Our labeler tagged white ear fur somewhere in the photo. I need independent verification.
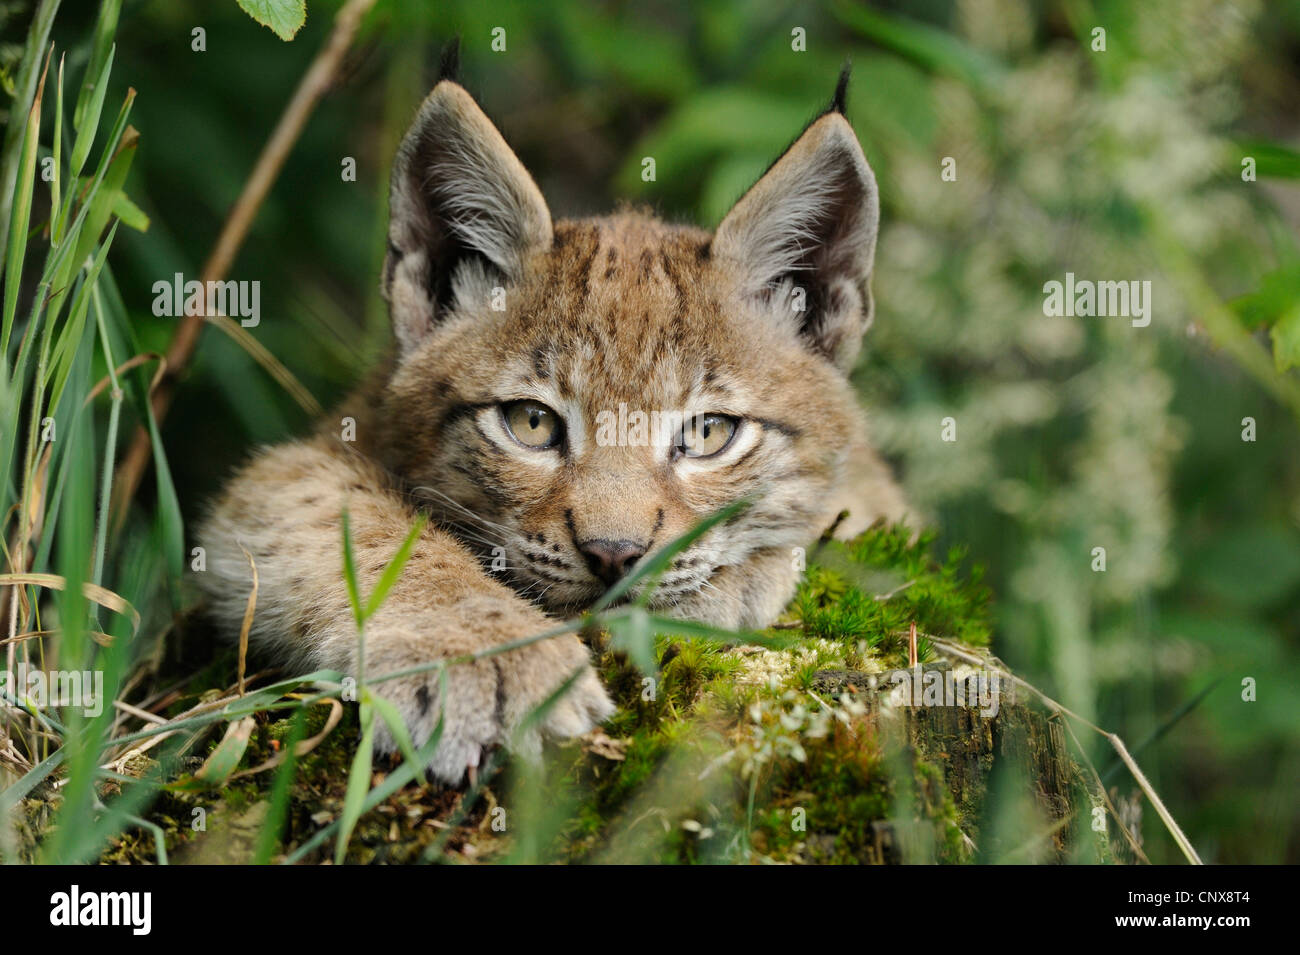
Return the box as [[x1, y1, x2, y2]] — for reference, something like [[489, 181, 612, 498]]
[[712, 112, 879, 371], [383, 81, 552, 353]]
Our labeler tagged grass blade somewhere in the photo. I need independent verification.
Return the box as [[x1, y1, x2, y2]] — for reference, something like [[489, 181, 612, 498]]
[[1, 47, 50, 361], [591, 498, 749, 613], [340, 508, 362, 626], [252, 705, 310, 864], [282, 671, 447, 864], [369, 690, 421, 768], [0, 0, 60, 265], [362, 514, 427, 619], [69, 44, 114, 179], [334, 701, 375, 864], [168, 717, 257, 791], [74, 0, 121, 131]]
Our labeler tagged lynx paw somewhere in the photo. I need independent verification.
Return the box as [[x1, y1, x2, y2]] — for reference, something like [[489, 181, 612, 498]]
[[372, 633, 614, 785]]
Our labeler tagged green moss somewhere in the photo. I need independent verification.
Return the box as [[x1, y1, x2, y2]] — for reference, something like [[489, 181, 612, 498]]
[[789, 526, 991, 667]]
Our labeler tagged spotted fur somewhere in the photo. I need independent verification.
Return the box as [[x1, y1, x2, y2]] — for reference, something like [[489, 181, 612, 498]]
[[198, 75, 908, 784]]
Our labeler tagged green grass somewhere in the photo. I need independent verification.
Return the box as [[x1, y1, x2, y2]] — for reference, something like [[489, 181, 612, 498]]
[[0, 0, 170, 866]]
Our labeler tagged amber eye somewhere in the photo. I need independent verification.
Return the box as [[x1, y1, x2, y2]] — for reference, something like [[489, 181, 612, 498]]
[[676, 414, 738, 458], [501, 400, 563, 449]]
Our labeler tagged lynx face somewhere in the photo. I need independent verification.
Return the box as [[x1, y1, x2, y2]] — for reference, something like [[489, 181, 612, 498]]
[[366, 75, 889, 626]]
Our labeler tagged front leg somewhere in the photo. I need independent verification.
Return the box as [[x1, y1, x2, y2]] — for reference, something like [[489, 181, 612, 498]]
[[354, 596, 613, 780], [197, 438, 613, 783]]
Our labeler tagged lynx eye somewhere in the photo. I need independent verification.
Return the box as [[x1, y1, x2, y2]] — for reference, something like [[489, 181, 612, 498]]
[[501, 400, 563, 449], [676, 414, 738, 459]]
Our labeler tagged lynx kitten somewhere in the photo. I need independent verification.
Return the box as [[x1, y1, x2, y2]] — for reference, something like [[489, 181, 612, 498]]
[[198, 61, 907, 784]]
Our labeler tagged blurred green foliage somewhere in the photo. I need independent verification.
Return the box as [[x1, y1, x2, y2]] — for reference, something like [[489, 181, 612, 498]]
[[10, 0, 1300, 862]]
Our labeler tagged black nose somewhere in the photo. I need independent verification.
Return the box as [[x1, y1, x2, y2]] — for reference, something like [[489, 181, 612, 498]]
[[579, 539, 647, 586]]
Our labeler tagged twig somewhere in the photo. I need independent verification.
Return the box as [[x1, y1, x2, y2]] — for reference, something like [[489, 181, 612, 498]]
[[109, 0, 377, 528], [100, 679, 271, 771], [0, 627, 114, 647], [1105, 731, 1201, 865], [112, 699, 167, 726], [1057, 713, 1152, 864]]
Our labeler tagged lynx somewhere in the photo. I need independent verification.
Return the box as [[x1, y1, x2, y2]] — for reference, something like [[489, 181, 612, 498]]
[[197, 58, 907, 784]]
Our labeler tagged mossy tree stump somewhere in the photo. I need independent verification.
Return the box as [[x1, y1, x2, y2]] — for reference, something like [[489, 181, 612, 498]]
[[814, 661, 1110, 863]]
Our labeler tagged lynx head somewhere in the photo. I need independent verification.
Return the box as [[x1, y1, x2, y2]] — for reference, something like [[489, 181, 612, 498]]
[[373, 66, 884, 627]]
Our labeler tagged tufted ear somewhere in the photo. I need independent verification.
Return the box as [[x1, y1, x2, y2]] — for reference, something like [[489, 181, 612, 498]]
[[711, 86, 880, 372], [382, 75, 552, 354]]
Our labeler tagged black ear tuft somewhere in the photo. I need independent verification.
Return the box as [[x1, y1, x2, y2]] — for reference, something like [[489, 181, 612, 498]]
[[829, 61, 851, 115], [438, 36, 462, 83]]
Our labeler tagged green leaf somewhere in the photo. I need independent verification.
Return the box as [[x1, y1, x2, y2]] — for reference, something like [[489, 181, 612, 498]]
[[369, 690, 421, 768], [592, 498, 749, 612], [47, 222, 117, 415], [50, 55, 62, 240], [253, 705, 310, 864], [418, 668, 591, 863], [363, 514, 427, 619], [1272, 303, 1300, 373], [645, 614, 789, 650], [168, 716, 256, 791], [0, 0, 59, 267], [144, 382, 187, 597], [35, 86, 134, 339], [95, 267, 185, 599], [0, 748, 65, 825], [1236, 140, 1300, 180], [606, 608, 790, 678], [110, 190, 149, 232], [551, 2, 698, 99], [606, 606, 657, 676], [283, 671, 446, 865], [69, 43, 113, 179], [334, 700, 375, 865], [71, 123, 137, 272], [2, 49, 47, 359], [341, 508, 362, 627], [74, 0, 121, 131], [237, 0, 307, 42], [698, 152, 770, 227], [1229, 262, 1300, 331], [615, 89, 812, 197]]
